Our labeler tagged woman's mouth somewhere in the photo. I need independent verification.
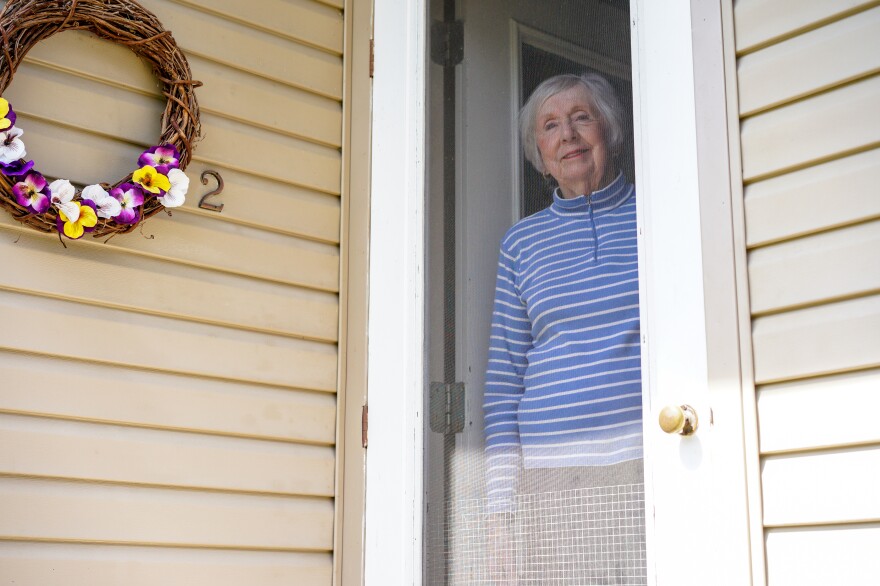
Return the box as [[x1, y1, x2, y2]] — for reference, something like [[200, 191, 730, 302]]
[[562, 148, 589, 160]]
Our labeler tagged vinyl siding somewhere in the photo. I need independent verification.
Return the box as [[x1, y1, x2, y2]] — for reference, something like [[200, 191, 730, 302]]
[[0, 0, 345, 583], [734, 1, 880, 583]]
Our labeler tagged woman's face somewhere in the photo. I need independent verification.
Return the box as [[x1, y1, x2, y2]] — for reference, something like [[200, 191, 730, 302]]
[[535, 85, 612, 198]]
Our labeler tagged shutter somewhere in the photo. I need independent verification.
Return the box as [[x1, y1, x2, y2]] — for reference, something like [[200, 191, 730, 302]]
[[0, 0, 351, 583], [733, 1, 880, 583]]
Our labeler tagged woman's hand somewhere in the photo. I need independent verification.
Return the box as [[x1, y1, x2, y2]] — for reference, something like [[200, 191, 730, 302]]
[[484, 511, 517, 585]]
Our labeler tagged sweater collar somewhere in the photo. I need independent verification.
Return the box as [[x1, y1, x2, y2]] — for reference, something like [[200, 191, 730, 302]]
[[550, 172, 632, 216]]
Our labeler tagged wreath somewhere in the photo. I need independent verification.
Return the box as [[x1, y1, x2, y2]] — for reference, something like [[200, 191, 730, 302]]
[[0, 0, 201, 241]]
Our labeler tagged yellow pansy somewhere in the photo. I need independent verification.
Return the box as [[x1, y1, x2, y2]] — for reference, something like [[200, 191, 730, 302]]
[[59, 202, 98, 239], [132, 165, 171, 194], [0, 98, 12, 130]]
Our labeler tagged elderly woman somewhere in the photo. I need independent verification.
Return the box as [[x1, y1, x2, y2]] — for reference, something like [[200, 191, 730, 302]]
[[483, 72, 644, 585]]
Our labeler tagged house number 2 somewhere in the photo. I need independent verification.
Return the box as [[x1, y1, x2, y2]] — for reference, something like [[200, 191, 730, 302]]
[[198, 170, 225, 212]]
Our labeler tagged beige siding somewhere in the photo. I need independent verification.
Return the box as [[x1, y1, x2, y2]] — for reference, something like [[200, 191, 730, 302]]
[[0, 353, 336, 444], [758, 370, 880, 453], [748, 221, 880, 314], [736, 6, 880, 116], [0, 0, 346, 583], [744, 149, 880, 248], [734, 1, 880, 581], [762, 447, 880, 526], [1, 478, 333, 549], [765, 525, 880, 584], [734, 0, 878, 54], [751, 296, 880, 383], [740, 76, 880, 182], [0, 543, 331, 586]]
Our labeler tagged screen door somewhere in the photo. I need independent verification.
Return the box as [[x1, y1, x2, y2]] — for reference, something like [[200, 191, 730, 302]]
[[424, 1, 645, 583]]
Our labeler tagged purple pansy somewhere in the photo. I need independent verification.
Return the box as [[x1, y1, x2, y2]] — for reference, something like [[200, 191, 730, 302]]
[[110, 182, 145, 225], [12, 171, 51, 214], [138, 144, 180, 175], [0, 159, 34, 176]]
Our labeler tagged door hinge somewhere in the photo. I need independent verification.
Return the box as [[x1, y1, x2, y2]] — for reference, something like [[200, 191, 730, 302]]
[[369, 38, 374, 78], [361, 404, 368, 448], [429, 382, 465, 435], [430, 20, 463, 67]]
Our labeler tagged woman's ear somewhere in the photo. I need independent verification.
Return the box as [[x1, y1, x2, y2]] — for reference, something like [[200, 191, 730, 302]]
[[536, 155, 548, 176]]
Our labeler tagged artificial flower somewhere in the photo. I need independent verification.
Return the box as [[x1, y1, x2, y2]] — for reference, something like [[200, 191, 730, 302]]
[[12, 171, 50, 214], [0, 126, 25, 164], [81, 184, 122, 219], [109, 182, 144, 224], [132, 165, 170, 194], [160, 168, 189, 208], [0, 98, 17, 130], [49, 179, 79, 223], [138, 144, 180, 175], [0, 158, 34, 177], [57, 200, 98, 239]]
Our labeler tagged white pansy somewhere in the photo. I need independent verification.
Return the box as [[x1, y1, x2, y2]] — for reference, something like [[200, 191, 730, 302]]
[[49, 179, 79, 222], [82, 184, 122, 219], [160, 168, 189, 208], [0, 126, 25, 164]]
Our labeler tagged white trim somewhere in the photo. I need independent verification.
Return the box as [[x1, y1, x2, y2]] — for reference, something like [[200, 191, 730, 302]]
[[720, 0, 766, 582], [364, 0, 427, 584], [690, 0, 759, 582], [631, 0, 754, 583]]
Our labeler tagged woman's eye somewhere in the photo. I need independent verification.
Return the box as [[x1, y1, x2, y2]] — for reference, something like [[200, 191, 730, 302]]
[[543, 121, 558, 131], [575, 113, 593, 122]]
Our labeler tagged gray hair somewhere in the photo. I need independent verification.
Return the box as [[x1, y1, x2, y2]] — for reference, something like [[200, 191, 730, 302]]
[[520, 72, 625, 174]]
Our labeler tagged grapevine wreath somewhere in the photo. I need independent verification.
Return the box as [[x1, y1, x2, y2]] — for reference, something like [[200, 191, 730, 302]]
[[0, 0, 201, 241]]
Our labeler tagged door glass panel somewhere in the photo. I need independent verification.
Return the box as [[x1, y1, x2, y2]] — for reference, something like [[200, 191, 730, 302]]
[[425, 1, 645, 584]]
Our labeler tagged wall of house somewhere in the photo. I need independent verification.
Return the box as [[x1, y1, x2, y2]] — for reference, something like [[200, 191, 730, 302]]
[[0, 0, 352, 584], [733, 0, 880, 582]]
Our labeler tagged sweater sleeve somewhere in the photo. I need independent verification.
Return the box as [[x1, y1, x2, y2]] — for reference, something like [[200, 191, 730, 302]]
[[483, 243, 532, 512]]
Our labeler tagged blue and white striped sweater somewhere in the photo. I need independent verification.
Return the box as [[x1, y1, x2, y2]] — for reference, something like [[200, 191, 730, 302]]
[[483, 173, 642, 511]]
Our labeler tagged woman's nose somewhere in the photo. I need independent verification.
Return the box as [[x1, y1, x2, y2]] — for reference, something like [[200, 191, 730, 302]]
[[560, 119, 577, 141]]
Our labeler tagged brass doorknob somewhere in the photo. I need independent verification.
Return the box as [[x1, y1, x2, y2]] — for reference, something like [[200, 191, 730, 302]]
[[659, 404, 699, 436]]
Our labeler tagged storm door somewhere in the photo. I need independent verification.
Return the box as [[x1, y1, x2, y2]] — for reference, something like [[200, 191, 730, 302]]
[[424, 1, 646, 583], [365, 0, 758, 583]]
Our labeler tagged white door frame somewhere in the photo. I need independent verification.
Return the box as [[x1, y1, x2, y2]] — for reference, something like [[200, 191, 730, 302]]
[[364, 0, 759, 584], [362, 1, 427, 585]]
